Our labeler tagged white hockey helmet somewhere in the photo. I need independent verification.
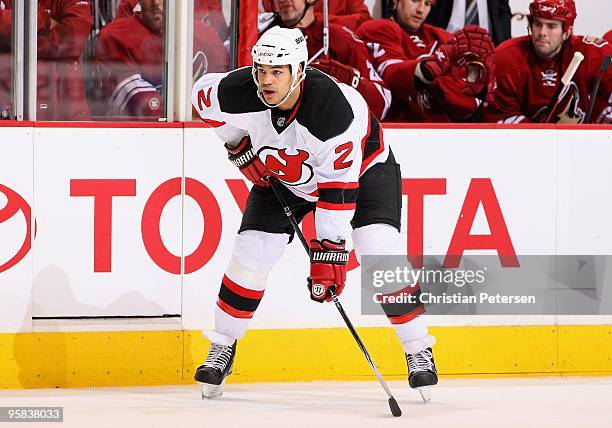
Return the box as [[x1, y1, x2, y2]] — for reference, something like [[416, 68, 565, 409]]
[[251, 26, 309, 108]]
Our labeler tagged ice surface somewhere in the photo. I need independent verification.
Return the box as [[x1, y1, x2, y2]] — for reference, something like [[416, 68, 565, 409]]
[[1, 377, 611, 427]]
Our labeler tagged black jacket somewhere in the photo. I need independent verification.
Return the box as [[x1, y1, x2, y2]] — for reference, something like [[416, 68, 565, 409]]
[[424, 0, 512, 45]]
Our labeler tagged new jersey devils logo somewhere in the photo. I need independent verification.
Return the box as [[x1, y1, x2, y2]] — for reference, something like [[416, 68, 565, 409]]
[[258, 147, 314, 186], [0, 184, 33, 273]]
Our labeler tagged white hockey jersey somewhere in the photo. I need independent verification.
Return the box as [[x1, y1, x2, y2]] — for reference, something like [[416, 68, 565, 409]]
[[192, 67, 389, 242]]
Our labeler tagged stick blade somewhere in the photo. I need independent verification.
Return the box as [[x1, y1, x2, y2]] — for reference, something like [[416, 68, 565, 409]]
[[388, 397, 402, 417]]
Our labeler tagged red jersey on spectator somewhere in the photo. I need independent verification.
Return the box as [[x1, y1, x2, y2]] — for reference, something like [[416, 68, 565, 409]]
[[487, 35, 612, 124], [37, 0, 92, 120], [357, 19, 476, 122], [0, 0, 11, 118], [298, 16, 391, 120], [261, 0, 370, 31], [0, 0, 91, 120], [94, 13, 227, 119], [115, 0, 228, 40]]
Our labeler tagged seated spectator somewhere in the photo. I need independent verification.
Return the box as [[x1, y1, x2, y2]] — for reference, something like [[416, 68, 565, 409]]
[[424, 0, 511, 46], [486, 0, 611, 124], [0, 0, 12, 118], [115, 0, 229, 40], [260, 0, 371, 31], [358, 0, 495, 122], [0, 0, 92, 120], [38, 0, 92, 120], [262, 0, 391, 120], [94, 0, 227, 119]]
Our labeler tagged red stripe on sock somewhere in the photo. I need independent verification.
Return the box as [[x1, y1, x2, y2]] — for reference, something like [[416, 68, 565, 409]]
[[216, 299, 255, 319], [388, 305, 425, 325], [223, 275, 265, 299]]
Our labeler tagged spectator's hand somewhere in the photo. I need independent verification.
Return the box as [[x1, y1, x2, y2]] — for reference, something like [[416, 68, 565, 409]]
[[50, 18, 59, 30], [312, 58, 361, 89]]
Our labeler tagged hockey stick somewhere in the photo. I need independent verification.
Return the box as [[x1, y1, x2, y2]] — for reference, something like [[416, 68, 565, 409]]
[[584, 55, 611, 123], [306, 0, 329, 65], [544, 51, 584, 123], [269, 178, 402, 418]]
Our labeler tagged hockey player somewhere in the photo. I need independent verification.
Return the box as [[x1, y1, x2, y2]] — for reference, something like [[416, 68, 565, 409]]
[[262, 0, 391, 121], [94, 0, 227, 118], [0, 0, 11, 118], [191, 26, 437, 401], [260, 0, 371, 31], [0, 0, 91, 120], [115, 0, 229, 41], [357, 0, 496, 122], [486, 0, 611, 124]]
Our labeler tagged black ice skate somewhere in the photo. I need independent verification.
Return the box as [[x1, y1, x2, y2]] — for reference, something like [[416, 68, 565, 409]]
[[194, 341, 237, 399], [406, 347, 438, 403]]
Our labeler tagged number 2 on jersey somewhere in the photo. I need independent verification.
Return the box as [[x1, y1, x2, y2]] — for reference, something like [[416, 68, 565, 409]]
[[334, 142, 353, 170]]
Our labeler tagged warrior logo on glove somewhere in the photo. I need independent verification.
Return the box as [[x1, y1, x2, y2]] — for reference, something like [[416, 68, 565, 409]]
[[311, 284, 326, 299], [308, 239, 348, 303]]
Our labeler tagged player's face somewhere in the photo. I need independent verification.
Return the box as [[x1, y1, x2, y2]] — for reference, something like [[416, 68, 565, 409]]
[[140, 0, 164, 33], [530, 17, 571, 60], [396, 0, 434, 33], [273, 0, 307, 27], [256, 64, 295, 105]]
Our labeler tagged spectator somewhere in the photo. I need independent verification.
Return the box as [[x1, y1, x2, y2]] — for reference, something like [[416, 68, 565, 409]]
[[424, 0, 511, 45], [262, 0, 391, 120], [0, 0, 92, 120], [486, 0, 611, 124], [115, 0, 229, 40], [260, 0, 371, 31], [94, 0, 227, 119], [358, 0, 496, 122], [604, 30, 611, 43], [37, 0, 92, 120], [0, 0, 12, 118]]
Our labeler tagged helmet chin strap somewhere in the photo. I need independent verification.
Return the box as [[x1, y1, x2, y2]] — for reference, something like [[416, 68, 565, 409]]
[[254, 66, 305, 109]]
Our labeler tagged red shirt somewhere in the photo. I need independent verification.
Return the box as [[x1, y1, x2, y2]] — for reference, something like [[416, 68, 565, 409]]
[[261, 0, 371, 31], [357, 19, 462, 122], [299, 16, 390, 120], [94, 13, 227, 119], [115, 0, 228, 40], [0, 0, 92, 120], [487, 35, 612, 124]]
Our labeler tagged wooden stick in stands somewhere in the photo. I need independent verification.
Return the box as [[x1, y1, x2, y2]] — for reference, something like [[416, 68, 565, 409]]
[[306, 0, 329, 65], [545, 51, 585, 123], [585, 55, 611, 123]]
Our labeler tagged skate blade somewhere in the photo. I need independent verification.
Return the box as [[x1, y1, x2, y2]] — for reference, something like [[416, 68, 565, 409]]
[[199, 381, 225, 399], [417, 386, 431, 403]]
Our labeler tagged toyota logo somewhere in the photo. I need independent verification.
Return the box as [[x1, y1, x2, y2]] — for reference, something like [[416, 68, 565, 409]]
[[0, 184, 33, 272]]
